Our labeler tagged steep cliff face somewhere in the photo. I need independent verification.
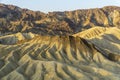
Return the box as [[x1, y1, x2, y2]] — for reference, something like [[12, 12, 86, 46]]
[[0, 4, 119, 35]]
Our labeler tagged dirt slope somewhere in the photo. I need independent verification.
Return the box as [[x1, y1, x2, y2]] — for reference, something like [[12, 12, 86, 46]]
[[0, 32, 120, 80]]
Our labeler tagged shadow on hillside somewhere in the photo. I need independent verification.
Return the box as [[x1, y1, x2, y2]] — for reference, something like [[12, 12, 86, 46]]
[[102, 34, 120, 44], [89, 34, 120, 55]]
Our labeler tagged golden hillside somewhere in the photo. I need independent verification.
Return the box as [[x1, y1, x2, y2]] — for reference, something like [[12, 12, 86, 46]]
[[0, 4, 120, 80], [0, 29, 120, 79], [73, 27, 120, 56]]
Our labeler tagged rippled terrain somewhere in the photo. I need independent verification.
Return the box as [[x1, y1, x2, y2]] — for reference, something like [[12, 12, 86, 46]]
[[0, 4, 120, 80]]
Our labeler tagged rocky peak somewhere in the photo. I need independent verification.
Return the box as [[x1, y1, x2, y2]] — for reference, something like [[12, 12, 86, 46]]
[[0, 4, 119, 35]]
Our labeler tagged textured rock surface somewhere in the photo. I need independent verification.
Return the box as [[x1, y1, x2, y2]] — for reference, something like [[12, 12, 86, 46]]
[[0, 4, 119, 35], [74, 27, 120, 60], [0, 27, 120, 80], [0, 4, 120, 80]]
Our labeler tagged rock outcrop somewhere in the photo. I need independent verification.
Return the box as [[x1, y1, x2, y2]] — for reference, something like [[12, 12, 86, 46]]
[[0, 4, 119, 35]]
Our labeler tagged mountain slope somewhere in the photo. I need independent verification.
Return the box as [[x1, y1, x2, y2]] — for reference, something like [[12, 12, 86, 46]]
[[0, 4, 119, 35], [0, 33, 120, 80], [73, 27, 120, 61], [0, 4, 120, 80]]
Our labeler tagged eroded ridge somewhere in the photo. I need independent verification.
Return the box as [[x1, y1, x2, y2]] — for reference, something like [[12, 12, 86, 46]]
[[0, 33, 120, 80]]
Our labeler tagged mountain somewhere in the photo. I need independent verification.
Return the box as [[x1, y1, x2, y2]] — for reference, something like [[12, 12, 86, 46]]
[[0, 27, 120, 80], [0, 4, 120, 80], [73, 27, 120, 60], [0, 4, 119, 35]]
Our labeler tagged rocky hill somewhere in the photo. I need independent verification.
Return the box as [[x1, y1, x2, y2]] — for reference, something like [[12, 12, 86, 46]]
[[0, 4, 120, 80], [0, 27, 120, 80], [0, 4, 119, 35]]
